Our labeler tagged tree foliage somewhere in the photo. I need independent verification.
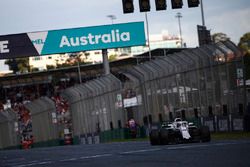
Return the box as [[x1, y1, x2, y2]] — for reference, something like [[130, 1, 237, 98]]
[[238, 32, 250, 54], [212, 32, 230, 43], [238, 32, 250, 80], [108, 54, 118, 61], [46, 65, 56, 70], [4, 58, 30, 73]]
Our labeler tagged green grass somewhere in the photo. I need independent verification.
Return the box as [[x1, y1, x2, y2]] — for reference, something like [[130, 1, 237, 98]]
[[211, 132, 250, 140], [107, 132, 250, 143], [109, 137, 149, 143]]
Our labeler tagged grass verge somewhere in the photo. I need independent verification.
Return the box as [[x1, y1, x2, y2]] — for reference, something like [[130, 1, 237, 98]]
[[211, 132, 250, 140], [108, 132, 250, 143]]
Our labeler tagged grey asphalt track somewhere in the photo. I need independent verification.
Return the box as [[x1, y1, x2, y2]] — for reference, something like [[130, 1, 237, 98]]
[[1, 140, 250, 167]]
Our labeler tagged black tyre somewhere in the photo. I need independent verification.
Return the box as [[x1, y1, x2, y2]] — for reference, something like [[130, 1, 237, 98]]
[[189, 128, 200, 142], [149, 130, 160, 145], [174, 131, 183, 144], [200, 126, 211, 142], [159, 129, 169, 145]]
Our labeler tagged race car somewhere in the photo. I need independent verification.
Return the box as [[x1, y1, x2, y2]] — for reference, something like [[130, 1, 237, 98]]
[[149, 118, 211, 145]]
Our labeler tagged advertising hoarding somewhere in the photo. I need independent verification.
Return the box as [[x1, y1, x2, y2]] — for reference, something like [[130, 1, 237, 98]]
[[0, 22, 146, 59]]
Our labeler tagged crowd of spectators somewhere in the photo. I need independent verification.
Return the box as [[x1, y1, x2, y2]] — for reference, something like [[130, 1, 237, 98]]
[[0, 78, 76, 148], [13, 102, 33, 149], [51, 94, 73, 145]]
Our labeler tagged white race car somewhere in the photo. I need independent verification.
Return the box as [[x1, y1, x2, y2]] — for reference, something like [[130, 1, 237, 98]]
[[149, 118, 211, 145]]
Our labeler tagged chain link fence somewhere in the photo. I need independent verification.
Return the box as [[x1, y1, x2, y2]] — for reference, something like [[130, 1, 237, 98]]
[[25, 97, 58, 146], [61, 74, 123, 143], [0, 41, 247, 149], [121, 41, 245, 132], [0, 109, 18, 149]]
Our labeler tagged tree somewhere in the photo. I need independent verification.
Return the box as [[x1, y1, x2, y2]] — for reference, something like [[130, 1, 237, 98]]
[[238, 32, 250, 54], [4, 58, 30, 73], [46, 65, 56, 70], [238, 32, 250, 80], [212, 33, 230, 43], [108, 54, 118, 61], [31, 67, 39, 72]]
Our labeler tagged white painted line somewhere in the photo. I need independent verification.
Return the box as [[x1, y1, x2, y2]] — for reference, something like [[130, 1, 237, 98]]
[[37, 161, 52, 165], [214, 142, 234, 146], [59, 153, 112, 162], [167, 144, 210, 150], [29, 161, 39, 163], [59, 159, 72, 162], [80, 154, 112, 159], [168, 145, 195, 150], [121, 148, 162, 154], [16, 163, 38, 167], [15, 161, 52, 167]]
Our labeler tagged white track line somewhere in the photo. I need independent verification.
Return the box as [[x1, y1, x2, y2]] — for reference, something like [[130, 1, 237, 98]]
[[15, 161, 52, 167], [79, 154, 112, 159], [121, 148, 162, 154]]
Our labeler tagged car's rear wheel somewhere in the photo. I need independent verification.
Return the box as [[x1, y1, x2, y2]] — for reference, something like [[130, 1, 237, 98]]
[[159, 129, 169, 145], [189, 128, 200, 142], [149, 130, 160, 145], [200, 126, 211, 142]]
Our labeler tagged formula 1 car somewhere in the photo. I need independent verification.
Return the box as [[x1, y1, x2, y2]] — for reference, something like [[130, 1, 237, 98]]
[[149, 118, 211, 145]]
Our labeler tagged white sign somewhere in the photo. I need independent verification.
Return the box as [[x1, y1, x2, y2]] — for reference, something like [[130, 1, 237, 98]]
[[237, 68, 243, 78], [0, 40, 9, 53]]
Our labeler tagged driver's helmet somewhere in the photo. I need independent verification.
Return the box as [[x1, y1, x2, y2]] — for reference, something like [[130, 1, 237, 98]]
[[174, 118, 182, 122]]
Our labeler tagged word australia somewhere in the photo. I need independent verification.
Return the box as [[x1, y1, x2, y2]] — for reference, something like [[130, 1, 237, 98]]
[[60, 29, 130, 48]]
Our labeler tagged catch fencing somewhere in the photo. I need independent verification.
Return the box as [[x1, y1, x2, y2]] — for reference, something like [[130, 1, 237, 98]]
[[0, 41, 247, 149], [61, 74, 123, 143], [25, 97, 58, 146], [0, 109, 18, 149], [121, 41, 245, 128]]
